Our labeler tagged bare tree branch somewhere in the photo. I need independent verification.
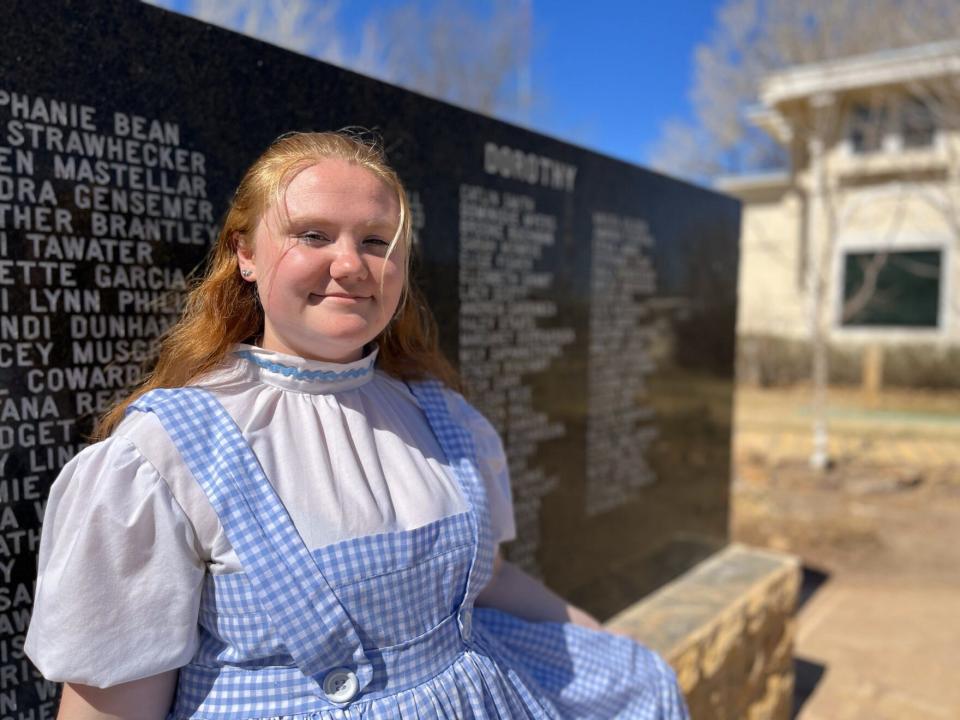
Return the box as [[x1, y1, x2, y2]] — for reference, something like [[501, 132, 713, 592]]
[[145, 0, 537, 122], [654, 0, 960, 181]]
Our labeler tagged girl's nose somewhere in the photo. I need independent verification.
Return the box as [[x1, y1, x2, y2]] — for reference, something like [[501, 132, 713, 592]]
[[329, 240, 368, 280]]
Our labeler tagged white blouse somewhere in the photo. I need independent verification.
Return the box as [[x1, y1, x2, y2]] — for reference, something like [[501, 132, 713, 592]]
[[26, 344, 516, 688]]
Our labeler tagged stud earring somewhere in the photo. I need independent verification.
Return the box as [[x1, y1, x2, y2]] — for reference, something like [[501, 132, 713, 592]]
[[241, 269, 254, 278]]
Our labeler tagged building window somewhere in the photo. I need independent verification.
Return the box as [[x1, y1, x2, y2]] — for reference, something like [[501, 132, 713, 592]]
[[901, 97, 936, 149], [849, 103, 888, 154], [841, 249, 941, 327]]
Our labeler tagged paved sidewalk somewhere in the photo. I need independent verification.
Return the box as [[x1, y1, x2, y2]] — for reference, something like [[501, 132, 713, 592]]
[[730, 385, 960, 720], [795, 580, 960, 719]]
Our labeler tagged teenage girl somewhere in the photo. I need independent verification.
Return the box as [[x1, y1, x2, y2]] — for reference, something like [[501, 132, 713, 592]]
[[26, 131, 688, 719]]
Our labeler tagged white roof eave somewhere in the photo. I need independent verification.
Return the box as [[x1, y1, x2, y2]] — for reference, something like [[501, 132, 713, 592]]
[[760, 41, 960, 108], [746, 105, 793, 144], [714, 171, 791, 193]]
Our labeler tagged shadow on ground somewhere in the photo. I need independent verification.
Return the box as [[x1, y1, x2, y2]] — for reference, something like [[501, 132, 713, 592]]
[[793, 658, 827, 719], [792, 566, 830, 717]]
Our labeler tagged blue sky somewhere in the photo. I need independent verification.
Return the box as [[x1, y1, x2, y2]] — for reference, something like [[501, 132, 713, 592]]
[[340, 0, 722, 166], [525, 1, 720, 165], [162, 0, 722, 168]]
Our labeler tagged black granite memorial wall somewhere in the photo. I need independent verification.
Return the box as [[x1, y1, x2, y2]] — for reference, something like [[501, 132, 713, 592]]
[[1, 0, 740, 713]]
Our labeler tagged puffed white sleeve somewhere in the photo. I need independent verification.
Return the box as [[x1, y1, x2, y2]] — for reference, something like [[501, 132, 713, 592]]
[[443, 391, 517, 544], [25, 435, 205, 688]]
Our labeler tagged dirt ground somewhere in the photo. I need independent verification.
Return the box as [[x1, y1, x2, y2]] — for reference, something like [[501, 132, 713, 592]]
[[730, 385, 960, 720]]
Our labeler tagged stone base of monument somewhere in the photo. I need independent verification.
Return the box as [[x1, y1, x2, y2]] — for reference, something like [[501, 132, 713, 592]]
[[606, 544, 801, 720]]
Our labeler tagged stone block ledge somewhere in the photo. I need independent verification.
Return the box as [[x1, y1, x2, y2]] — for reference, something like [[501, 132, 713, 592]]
[[606, 543, 801, 720]]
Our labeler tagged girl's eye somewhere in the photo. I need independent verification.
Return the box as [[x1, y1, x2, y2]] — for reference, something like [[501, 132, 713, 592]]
[[296, 231, 329, 246], [364, 236, 390, 247]]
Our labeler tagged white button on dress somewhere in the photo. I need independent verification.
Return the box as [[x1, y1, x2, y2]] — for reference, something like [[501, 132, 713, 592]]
[[323, 667, 359, 703]]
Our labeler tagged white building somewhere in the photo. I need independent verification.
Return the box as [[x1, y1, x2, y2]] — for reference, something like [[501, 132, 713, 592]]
[[719, 41, 960, 387]]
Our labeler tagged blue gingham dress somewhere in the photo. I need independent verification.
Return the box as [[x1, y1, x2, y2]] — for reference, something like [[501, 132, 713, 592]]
[[128, 381, 688, 719]]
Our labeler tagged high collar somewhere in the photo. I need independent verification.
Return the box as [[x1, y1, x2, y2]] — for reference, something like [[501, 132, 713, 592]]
[[232, 343, 378, 394]]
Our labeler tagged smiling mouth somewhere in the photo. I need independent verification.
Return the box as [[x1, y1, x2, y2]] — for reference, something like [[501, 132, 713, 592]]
[[310, 293, 371, 302]]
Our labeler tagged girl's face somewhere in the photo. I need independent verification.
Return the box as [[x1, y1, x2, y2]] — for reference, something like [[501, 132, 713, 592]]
[[237, 158, 406, 362]]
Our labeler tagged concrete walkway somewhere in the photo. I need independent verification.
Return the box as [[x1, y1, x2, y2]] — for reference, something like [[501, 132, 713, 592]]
[[731, 385, 960, 720], [795, 580, 960, 719]]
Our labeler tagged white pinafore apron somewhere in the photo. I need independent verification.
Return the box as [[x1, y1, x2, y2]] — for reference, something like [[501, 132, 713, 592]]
[[129, 380, 688, 719]]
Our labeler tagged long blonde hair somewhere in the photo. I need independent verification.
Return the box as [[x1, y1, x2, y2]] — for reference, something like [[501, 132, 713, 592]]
[[95, 130, 459, 438]]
